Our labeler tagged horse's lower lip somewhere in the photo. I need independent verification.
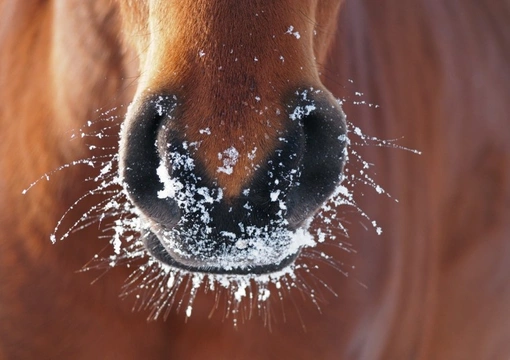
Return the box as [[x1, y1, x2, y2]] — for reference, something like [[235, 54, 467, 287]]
[[142, 231, 300, 275]]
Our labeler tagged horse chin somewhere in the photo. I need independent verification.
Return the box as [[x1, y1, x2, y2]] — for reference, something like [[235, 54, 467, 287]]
[[142, 227, 305, 276]]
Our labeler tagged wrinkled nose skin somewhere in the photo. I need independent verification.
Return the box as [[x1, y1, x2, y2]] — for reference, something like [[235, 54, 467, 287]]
[[120, 89, 347, 274]]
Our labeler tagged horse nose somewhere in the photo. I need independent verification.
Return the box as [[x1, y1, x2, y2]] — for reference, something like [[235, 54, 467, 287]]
[[119, 87, 347, 274]]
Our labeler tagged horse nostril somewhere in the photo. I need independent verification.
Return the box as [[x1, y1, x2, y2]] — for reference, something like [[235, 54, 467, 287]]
[[283, 88, 347, 228], [120, 94, 181, 230]]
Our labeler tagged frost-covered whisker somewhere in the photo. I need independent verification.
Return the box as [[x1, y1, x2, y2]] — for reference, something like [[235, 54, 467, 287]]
[[350, 125, 421, 155], [21, 154, 117, 195]]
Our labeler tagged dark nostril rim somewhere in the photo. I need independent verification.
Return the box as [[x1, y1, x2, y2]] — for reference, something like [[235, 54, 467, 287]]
[[120, 94, 181, 229], [284, 89, 347, 227]]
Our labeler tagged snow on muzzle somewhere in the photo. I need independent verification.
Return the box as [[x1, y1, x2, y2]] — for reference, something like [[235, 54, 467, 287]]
[[119, 90, 347, 275]]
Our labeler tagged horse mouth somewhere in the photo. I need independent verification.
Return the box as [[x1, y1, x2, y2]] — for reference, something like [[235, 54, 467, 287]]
[[142, 227, 309, 275]]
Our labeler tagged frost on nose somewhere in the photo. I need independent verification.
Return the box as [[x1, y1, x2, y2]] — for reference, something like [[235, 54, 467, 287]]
[[138, 88, 347, 273], [119, 82, 349, 275], [150, 130, 315, 274]]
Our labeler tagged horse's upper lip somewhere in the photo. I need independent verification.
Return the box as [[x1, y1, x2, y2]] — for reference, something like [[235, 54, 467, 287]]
[[142, 230, 301, 275]]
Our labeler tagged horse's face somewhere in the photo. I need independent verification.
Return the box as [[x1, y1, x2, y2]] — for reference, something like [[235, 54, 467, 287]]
[[117, 1, 346, 275]]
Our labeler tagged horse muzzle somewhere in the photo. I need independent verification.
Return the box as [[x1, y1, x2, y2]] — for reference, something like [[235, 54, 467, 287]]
[[119, 89, 347, 275]]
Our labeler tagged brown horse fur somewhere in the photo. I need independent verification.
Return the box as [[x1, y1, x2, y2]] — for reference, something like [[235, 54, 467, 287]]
[[1, 0, 509, 359], [117, 0, 342, 199]]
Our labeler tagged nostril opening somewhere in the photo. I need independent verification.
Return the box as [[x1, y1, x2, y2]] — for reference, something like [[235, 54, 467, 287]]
[[284, 88, 347, 225], [120, 94, 181, 230]]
